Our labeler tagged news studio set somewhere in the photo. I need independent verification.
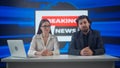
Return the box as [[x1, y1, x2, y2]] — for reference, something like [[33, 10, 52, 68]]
[[0, 0, 120, 68]]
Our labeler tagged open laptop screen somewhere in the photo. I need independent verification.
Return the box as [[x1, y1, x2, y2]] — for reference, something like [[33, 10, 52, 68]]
[[7, 40, 27, 58]]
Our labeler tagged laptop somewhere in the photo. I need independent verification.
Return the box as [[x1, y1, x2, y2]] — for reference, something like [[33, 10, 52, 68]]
[[7, 40, 27, 58]]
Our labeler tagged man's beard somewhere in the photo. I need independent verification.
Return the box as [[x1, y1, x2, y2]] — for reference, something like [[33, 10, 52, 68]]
[[82, 29, 89, 33], [81, 26, 89, 33]]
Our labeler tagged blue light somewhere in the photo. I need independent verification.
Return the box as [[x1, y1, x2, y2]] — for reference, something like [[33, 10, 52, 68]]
[[92, 21, 120, 37], [105, 44, 120, 57], [0, 21, 34, 26], [0, 6, 35, 18], [0, 34, 33, 38], [90, 12, 120, 19], [71, 0, 120, 8], [27, 0, 120, 8], [60, 42, 69, 54], [0, 45, 10, 58]]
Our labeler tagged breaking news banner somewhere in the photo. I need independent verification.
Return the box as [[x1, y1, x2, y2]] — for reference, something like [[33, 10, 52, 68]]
[[35, 10, 88, 53]]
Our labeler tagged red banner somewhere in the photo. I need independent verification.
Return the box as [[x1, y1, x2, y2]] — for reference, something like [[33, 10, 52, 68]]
[[42, 16, 78, 27]]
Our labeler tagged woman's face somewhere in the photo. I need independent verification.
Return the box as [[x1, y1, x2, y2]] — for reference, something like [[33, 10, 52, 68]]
[[40, 22, 51, 34]]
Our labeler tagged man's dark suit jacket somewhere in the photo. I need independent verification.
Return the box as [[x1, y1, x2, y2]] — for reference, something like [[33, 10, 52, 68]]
[[68, 30, 105, 55]]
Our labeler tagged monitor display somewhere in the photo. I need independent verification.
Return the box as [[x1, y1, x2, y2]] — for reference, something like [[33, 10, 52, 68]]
[[35, 10, 88, 42]]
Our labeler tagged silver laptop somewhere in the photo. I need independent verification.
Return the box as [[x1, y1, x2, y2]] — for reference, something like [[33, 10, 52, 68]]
[[7, 40, 27, 58]]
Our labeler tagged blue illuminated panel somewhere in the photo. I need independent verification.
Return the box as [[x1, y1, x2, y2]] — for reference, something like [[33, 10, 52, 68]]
[[92, 21, 120, 37]]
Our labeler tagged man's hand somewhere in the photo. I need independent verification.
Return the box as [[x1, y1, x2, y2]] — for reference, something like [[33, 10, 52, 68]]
[[80, 47, 93, 56]]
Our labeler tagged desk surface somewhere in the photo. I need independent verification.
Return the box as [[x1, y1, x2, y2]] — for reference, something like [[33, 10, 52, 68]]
[[1, 54, 120, 62]]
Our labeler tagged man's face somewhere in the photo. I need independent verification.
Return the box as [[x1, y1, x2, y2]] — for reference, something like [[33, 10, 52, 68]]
[[78, 18, 90, 32]]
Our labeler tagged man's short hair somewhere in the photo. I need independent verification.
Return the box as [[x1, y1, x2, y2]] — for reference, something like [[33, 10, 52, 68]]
[[76, 15, 91, 25]]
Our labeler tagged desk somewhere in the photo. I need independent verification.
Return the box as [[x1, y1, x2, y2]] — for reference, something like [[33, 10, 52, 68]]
[[1, 55, 119, 68]]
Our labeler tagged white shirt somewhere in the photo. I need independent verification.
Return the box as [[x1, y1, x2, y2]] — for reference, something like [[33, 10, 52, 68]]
[[28, 34, 60, 57]]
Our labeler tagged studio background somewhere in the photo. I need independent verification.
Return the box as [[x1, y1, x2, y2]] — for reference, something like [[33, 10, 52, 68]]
[[0, 0, 120, 68]]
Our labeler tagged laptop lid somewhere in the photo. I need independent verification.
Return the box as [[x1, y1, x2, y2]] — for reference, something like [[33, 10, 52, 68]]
[[7, 40, 27, 58]]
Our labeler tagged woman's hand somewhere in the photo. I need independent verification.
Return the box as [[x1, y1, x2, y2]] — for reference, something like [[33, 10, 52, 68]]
[[41, 49, 53, 56], [35, 49, 53, 56]]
